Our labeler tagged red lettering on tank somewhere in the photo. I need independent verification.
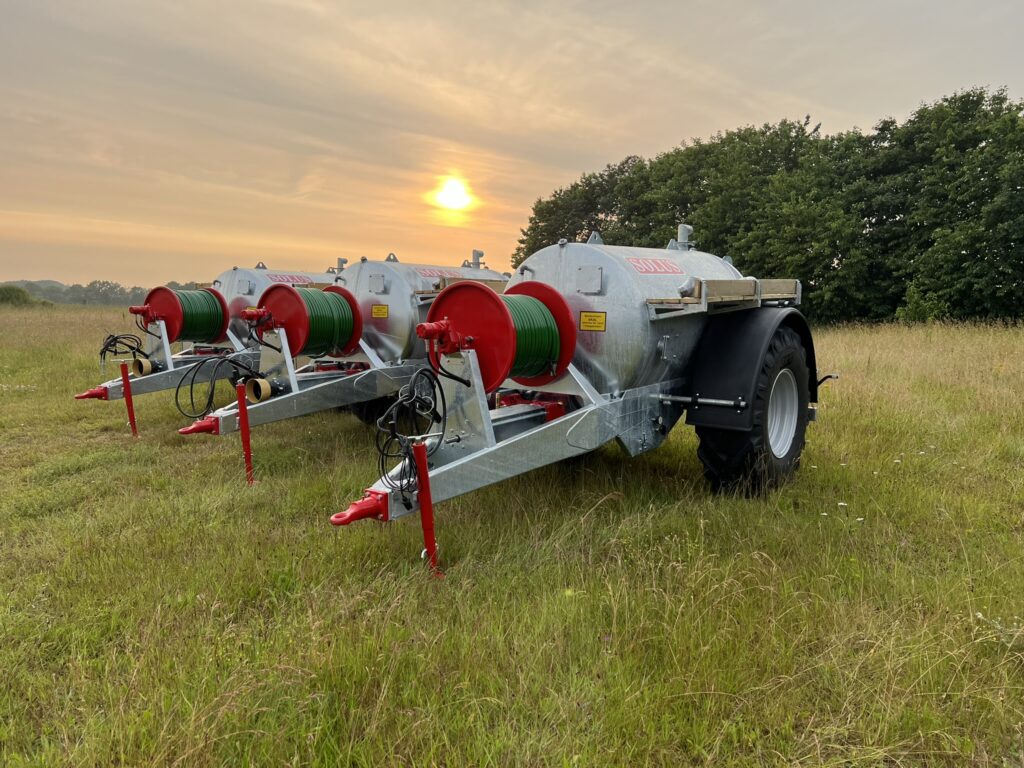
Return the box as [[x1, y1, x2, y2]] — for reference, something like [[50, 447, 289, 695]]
[[625, 258, 685, 275], [416, 268, 462, 278], [267, 274, 314, 283]]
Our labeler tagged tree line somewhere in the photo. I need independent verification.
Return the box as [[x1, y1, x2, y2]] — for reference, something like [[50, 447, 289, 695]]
[[6, 280, 198, 306], [513, 88, 1023, 323]]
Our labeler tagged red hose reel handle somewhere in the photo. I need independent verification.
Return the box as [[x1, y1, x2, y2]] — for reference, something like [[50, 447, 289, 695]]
[[416, 319, 449, 340], [128, 304, 153, 323], [241, 307, 270, 323], [416, 319, 467, 355]]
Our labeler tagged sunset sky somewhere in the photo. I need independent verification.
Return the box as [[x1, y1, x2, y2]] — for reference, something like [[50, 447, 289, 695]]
[[1, 0, 1022, 286]]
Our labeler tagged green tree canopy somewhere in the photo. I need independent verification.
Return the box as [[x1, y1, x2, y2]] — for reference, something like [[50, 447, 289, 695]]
[[5, 280, 192, 306], [0, 285, 34, 305], [513, 88, 1024, 322]]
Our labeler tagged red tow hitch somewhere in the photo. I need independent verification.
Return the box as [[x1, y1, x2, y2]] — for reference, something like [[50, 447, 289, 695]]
[[179, 416, 219, 435], [76, 364, 136, 438], [74, 385, 109, 401], [331, 490, 389, 526], [332, 443, 443, 577]]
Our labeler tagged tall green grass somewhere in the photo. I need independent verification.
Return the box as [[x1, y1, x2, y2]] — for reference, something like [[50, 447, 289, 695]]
[[1, 305, 1022, 765]]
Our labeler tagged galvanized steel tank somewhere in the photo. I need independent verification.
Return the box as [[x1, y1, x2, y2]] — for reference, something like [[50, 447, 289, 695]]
[[211, 265, 338, 341], [506, 239, 743, 393], [336, 253, 506, 362]]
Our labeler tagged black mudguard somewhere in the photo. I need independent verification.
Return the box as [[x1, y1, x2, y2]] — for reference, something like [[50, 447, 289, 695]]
[[684, 307, 817, 432]]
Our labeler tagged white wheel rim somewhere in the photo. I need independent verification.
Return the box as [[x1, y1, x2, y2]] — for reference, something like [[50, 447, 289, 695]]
[[767, 368, 799, 458]]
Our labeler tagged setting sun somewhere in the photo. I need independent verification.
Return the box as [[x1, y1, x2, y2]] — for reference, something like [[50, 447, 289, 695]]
[[429, 176, 475, 211]]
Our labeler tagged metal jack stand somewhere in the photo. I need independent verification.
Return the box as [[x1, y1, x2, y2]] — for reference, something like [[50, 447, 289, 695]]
[[412, 440, 442, 578], [236, 383, 255, 485], [119, 362, 138, 437]]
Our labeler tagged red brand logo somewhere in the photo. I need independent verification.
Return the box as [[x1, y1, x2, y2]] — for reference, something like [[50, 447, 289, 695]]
[[626, 258, 685, 275], [267, 274, 314, 284], [416, 268, 462, 278]]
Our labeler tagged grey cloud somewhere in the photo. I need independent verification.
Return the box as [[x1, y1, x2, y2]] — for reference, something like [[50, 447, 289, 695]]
[[1, 0, 1023, 283]]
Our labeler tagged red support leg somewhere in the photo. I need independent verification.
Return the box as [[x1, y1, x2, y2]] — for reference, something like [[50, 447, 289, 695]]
[[236, 382, 255, 486], [119, 362, 138, 437], [412, 440, 442, 577]]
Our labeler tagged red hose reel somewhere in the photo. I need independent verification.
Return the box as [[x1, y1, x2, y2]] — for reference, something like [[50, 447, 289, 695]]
[[416, 281, 577, 392]]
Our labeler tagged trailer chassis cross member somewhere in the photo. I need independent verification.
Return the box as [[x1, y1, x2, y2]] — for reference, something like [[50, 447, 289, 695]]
[[334, 349, 688, 523]]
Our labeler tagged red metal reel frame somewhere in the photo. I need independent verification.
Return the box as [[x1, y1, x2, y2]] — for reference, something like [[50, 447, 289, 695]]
[[141, 286, 185, 342], [323, 285, 363, 356], [424, 281, 516, 393], [257, 283, 311, 356], [505, 281, 577, 387], [204, 287, 231, 343], [497, 392, 569, 422]]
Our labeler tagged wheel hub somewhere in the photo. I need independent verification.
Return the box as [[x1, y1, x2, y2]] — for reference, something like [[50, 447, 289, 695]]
[[768, 368, 799, 458]]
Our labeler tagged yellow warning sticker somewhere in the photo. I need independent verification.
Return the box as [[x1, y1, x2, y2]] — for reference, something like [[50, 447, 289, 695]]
[[371, 304, 389, 318], [579, 311, 607, 332]]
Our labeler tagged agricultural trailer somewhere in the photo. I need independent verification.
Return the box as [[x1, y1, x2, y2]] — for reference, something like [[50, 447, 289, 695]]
[[178, 252, 506, 479], [331, 227, 826, 572], [74, 264, 339, 433]]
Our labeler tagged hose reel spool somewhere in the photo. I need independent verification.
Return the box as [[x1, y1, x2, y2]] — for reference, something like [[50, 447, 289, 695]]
[[252, 284, 363, 358], [243, 284, 364, 404], [420, 281, 576, 393], [500, 294, 561, 379], [130, 287, 230, 347]]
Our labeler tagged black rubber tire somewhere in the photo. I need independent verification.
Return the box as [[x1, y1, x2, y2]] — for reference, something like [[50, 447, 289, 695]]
[[349, 396, 396, 427], [696, 325, 810, 493]]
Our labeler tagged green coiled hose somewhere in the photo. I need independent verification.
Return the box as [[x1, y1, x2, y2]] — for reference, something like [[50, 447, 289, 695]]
[[175, 290, 224, 342], [500, 294, 560, 378], [297, 288, 354, 357]]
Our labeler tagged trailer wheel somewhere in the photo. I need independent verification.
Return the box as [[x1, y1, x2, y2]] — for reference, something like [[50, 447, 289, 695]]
[[349, 396, 395, 427], [696, 325, 809, 493]]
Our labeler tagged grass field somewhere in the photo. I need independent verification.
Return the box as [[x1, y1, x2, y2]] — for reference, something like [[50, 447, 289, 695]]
[[1, 304, 1022, 766]]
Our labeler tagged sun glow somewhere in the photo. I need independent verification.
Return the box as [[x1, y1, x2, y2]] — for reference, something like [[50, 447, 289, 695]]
[[429, 176, 475, 211]]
